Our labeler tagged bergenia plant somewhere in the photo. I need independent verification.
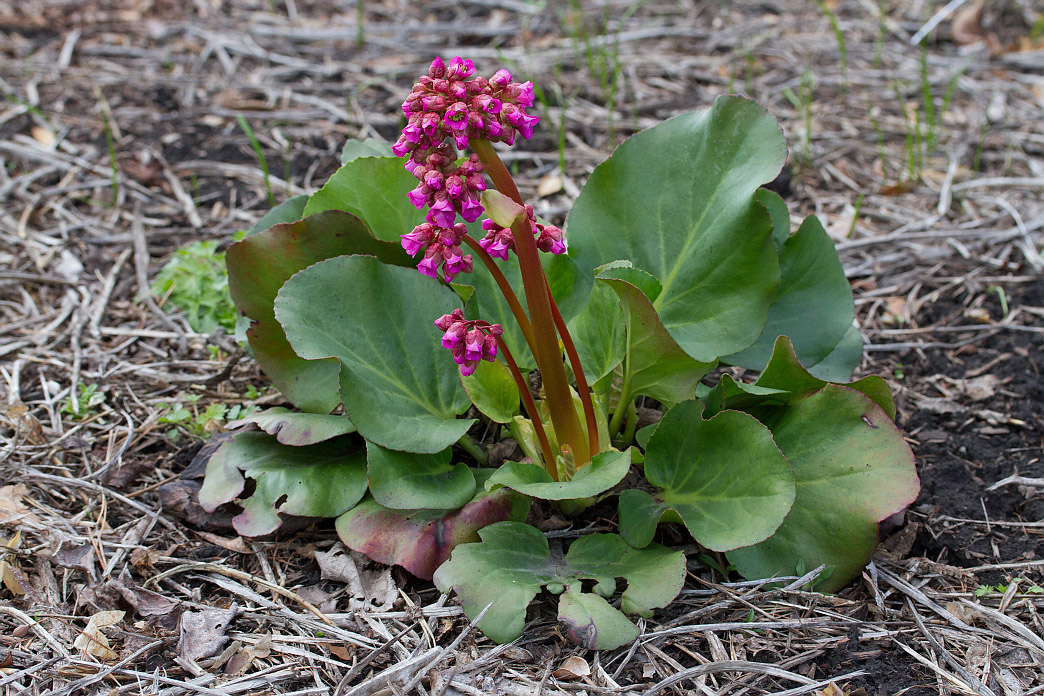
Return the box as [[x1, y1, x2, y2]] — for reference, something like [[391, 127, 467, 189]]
[[198, 57, 919, 650]]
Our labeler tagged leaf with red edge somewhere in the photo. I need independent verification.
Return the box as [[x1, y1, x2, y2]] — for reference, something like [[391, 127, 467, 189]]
[[726, 385, 919, 591], [335, 473, 530, 580]]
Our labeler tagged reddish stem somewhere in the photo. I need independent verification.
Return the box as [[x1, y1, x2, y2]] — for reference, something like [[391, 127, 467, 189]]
[[471, 138, 589, 466], [545, 279, 600, 459], [497, 338, 557, 480]]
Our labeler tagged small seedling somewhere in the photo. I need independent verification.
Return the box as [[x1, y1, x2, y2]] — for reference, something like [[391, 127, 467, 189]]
[[61, 383, 107, 420], [149, 239, 237, 334], [988, 286, 1009, 318], [159, 392, 256, 440], [237, 116, 275, 208], [815, 0, 847, 92]]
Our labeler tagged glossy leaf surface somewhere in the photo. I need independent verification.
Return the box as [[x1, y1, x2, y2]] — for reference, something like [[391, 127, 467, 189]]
[[568, 96, 786, 362], [226, 210, 410, 413], [275, 255, 474, 453], [598, 267, 715, 405], [727, 385, 919, 591], [336, 478, 529, 581], [621, 401, 795, 551], [461, 358, 519, 424], [366, 442, 476, 510], [485, 448, 631, 501], [228, 407, 355, 446], [724, 215, 855, 372], [303, 156, 425, 242]]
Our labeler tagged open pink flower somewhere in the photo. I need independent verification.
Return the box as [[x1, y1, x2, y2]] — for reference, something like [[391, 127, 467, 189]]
[[477, 205, 566, 259], [434, 311, 502, 376], [401, 222, 473, 282]]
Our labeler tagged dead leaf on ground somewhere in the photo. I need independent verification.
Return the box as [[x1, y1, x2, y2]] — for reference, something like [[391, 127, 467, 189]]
[[553, 655, 591, 680], [224, 634, 273, 676], [0, 484, 44, 530], [943, 374, 1002, 401], [195, 531, 252, 554], [178, 604, 241, 661], [816, 683, 867, 696], [52, 539, 97, 578], [111, 568, 179, 616], [537, 174, 563, 197], [0, 532, 25, 596], [314, 544, 397, 611], [328, 643, 353, 662], [73, 610, 125, 661]]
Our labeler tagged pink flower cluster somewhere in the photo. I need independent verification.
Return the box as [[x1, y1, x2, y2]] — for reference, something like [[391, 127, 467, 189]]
[[406, 145, 485, 227], [401, 222, 473, 282], [434, 309, 503, 376], [479, 204, 566, 259], [393, 57, 538, 160]]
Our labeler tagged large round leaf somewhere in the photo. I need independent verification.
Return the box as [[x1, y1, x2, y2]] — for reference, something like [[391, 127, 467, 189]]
[[275, 255, 475, 453], [227, 210, 411, 413], [623, 401, 795, 551], [724, 215, 856, 373], [433, 522, 684, 648], [366, 442, 475, 510], [198, 431, 367, 537], [303, 156, 425, 243], [567, 96, 785, 362], [727, 385, 919, 591]]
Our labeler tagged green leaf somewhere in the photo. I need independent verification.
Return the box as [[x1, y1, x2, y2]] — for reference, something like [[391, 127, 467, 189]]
[[303, 156, 425, 242], [461, 358, 519, 424], [366, 442, 476, 510], [724, 215, 855, 372], [568, 96, 786, 362], [756, 188, 791, 250], [336, 478, 530, 580], [485, 448, 631, 501], [566, 281, 625, 386], [807, 323, 864, 382], [623, 401, 795, 551], [199, 432, 367, 536], [341, 138, 391, 164], [229, 407, 355, 446], [226, 210, 411, 413], [598, 267, 716, 405], [275, 255, 475, 453], [727, 385, 919, 591], [481, 189, 525, 227], [245, 195, 308, 237], [558, 587, 639, 650], [754, 336, 895, 419], [433, 522, 685, 648]]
